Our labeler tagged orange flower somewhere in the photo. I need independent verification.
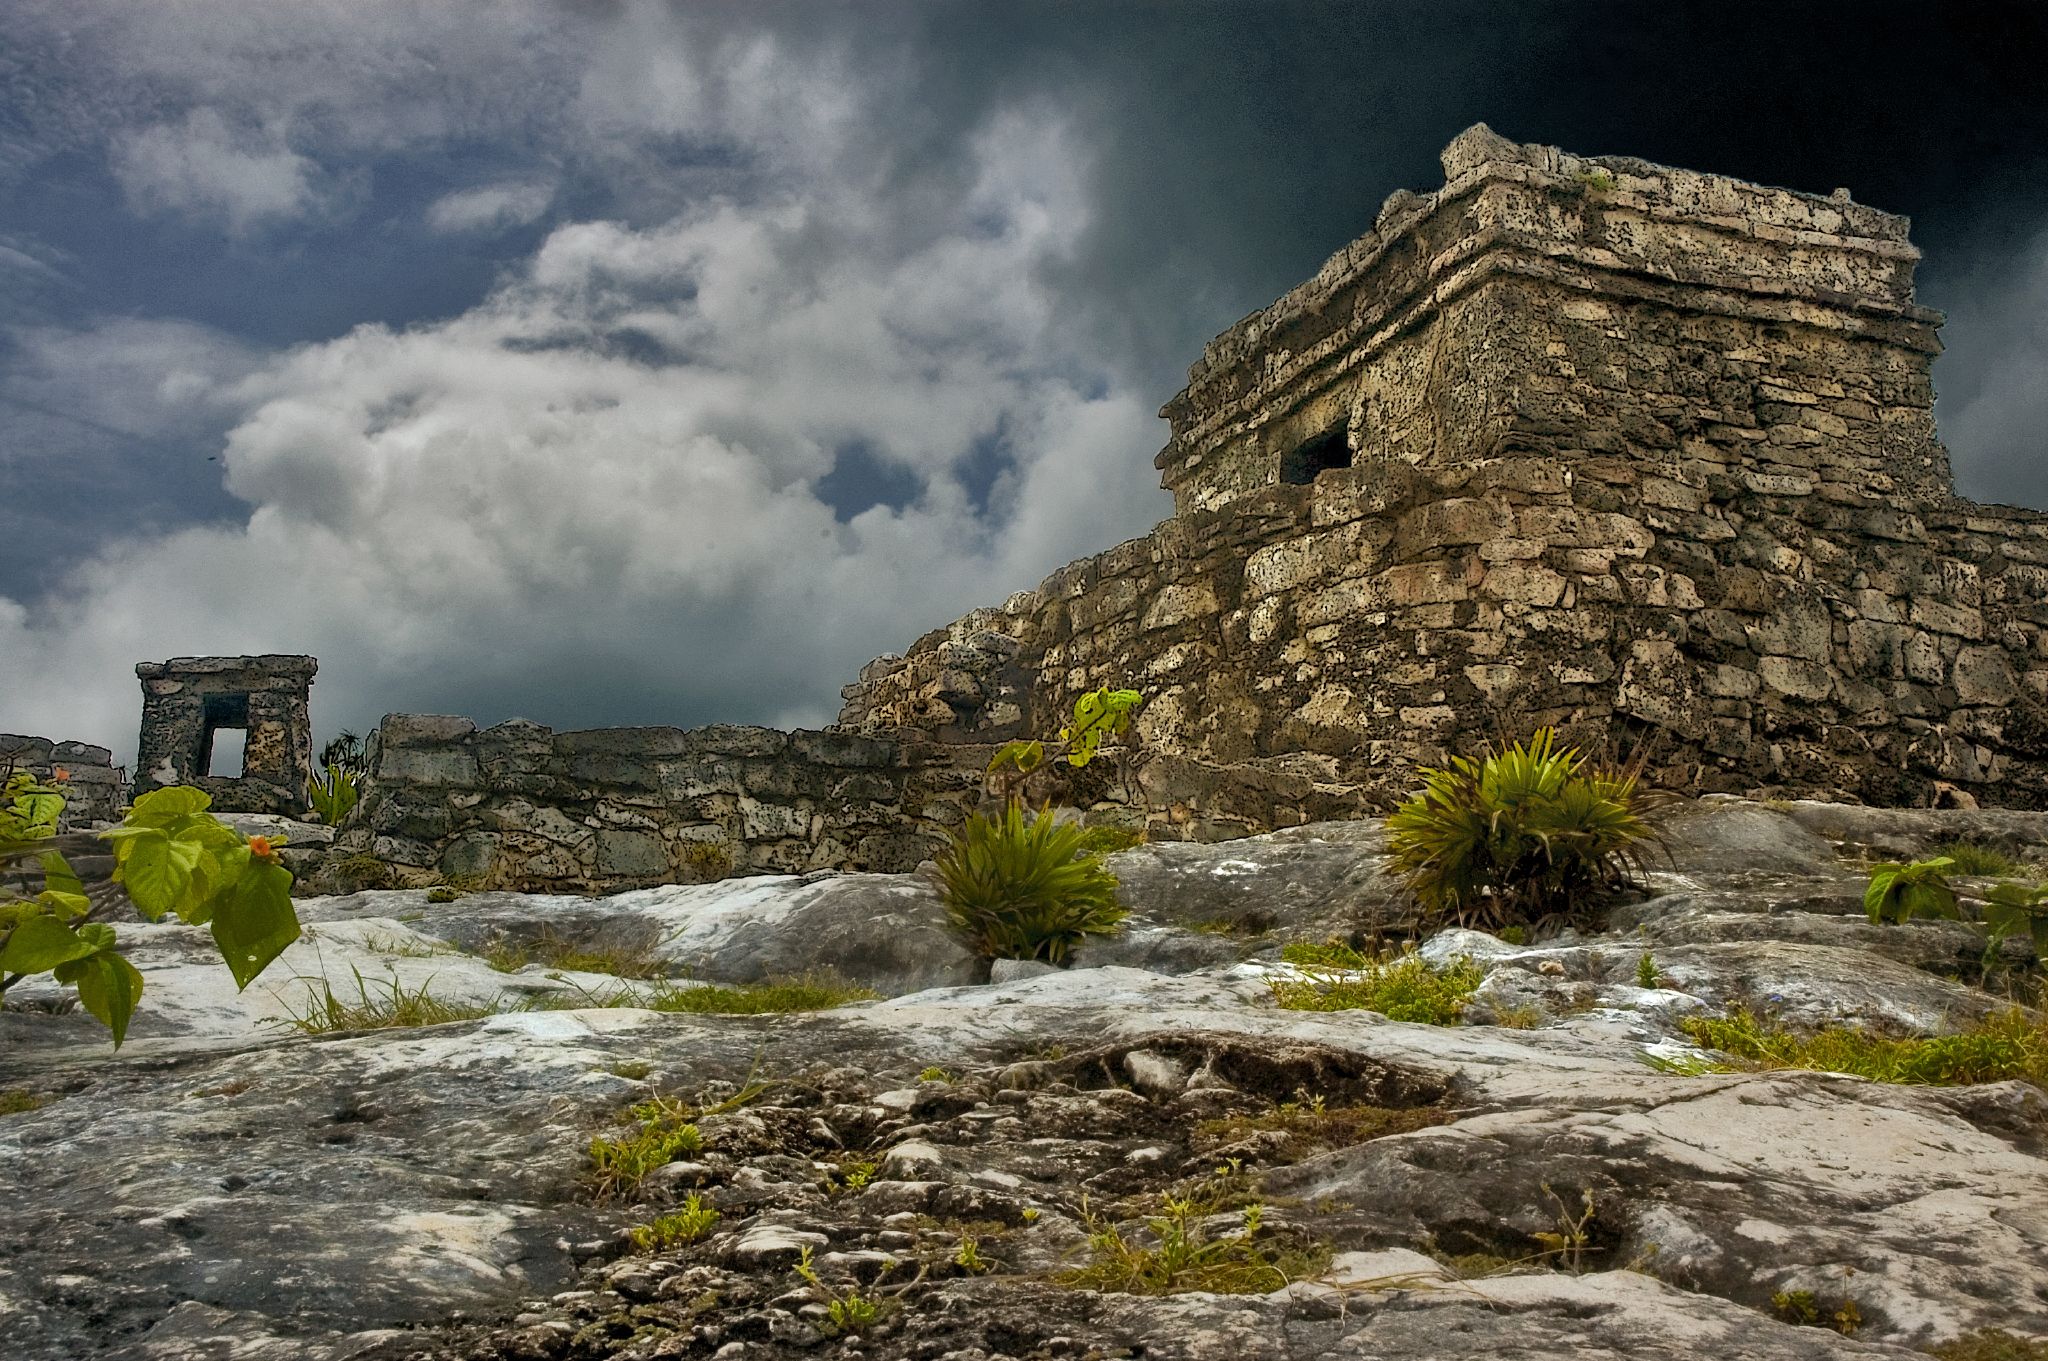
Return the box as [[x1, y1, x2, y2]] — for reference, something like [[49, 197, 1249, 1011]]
[[249, 835, 276, 860]]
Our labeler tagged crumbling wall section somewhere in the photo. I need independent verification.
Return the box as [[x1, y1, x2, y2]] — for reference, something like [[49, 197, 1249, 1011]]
[[331, 715, 1006, 893], [0, 735, 128, 829]]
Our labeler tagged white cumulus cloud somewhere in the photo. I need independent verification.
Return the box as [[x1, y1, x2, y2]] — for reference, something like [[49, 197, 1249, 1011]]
[[426, 182, 557, 234], [0, 75, 1169, 760], [109, 109, 329, 232]]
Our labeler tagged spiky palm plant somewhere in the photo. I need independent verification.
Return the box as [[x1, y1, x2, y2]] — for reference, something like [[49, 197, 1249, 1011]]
[[1385, 728, 1667, 934], [934, 801, 1126, 962]]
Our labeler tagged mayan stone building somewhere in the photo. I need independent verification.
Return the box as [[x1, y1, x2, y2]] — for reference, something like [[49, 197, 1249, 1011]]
[[134, 655, 318, 817], [839, 124, 2048, 827]]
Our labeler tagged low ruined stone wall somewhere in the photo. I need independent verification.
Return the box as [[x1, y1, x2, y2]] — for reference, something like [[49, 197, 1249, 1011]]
[[0, 734, 128, 828], [841, 455, 2048, 812], [330, 714, 1013, 893]]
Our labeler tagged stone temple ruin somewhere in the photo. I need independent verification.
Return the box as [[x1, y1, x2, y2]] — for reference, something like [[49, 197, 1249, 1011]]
[[17, 126, 2048, 890], [840, 123, 2048, 820], [133, 655, 318, 818]]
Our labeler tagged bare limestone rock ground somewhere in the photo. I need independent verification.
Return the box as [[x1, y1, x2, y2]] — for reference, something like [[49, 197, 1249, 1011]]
[[2, 801, 2046, 1360]]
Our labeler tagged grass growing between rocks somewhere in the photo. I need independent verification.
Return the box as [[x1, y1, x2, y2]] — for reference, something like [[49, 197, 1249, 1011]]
[[589, 1101, 705, 1201], [628, 1194, 720, 1251], [280, 969, 502, 1034], [1269, 946, 1485, 1025], [1193, 1092, 1449, 1160], [1060, 1194, 1329, 1295], [483, 928, 671, 980], [1930, 1331, 2048, 1360], [0, 1089, 50, 1115], [640, 973, 879, 1015], [1677, 1006, 2048, 1086], [1932, 839, 2027, 878], [279, 966, 874, 1035]]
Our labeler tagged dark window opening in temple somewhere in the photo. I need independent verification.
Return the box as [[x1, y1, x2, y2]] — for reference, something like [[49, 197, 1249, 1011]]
[[199, 693, 251, 778], [1280, 427, 1353, 484]]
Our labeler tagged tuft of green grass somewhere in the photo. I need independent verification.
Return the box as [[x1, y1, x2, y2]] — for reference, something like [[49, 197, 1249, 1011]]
[[1073, 824, 1147, 856], [827, 1157, 877, 1194], [1931, 1330, 2048, 1360], [1186, 914, 1272, 939], [425, 886, 461, 904], [358, 931, 452, 959], [953, 1234, 992, 1274], [1268, 952, 1486, 1026], [917, 1066, 953, 1083], [628, 1193, 720, 1251], [280, 968, 502, 1034], [1682, 1006, 2048, 1086], [642, 973, 878, 1015], [1933, 839, 2025, 878], [793, 1246, 892, 1335], [1636, 951, 1661, 989], [1385, 727, 1669, 935], [1194, 1092, 1447, 1160], [480, 928, 670, 980], [588, 1100, 705, 1201], [1773, 1288, 1862, 1336], [604, 1060, 653, 1081], [1059, 1195, 1328, 1295], [0, 1089, 51, 1116]]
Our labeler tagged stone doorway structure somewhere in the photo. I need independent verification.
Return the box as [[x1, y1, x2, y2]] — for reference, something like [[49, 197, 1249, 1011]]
[[134, 655, 318, 816]]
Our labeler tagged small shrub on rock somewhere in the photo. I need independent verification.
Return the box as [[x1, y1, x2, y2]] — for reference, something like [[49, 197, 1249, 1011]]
[[1385, 728, 1668, 935], [2, 775, 302, 1045], [935, 802, 1126, 963]]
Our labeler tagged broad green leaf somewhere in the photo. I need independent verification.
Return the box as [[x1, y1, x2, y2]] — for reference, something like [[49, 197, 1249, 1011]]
[[115, 832, 189, 921], [181, 841, 252, 926], [125, 785, 213, 827], [210, 858, 301, 990], [75, 922, 116, 950], [14, 791, 63, 835], [0, 913, 98, 973], [71, 951, 145, 1046], [39, 850, 84, 898], [34, 889, 91, 920]]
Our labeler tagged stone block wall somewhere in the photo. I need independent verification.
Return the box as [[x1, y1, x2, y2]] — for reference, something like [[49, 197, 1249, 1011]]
[[329, 714, 1013, 893], [0, 734, 128, 829], [842, 455, 2048, 814]]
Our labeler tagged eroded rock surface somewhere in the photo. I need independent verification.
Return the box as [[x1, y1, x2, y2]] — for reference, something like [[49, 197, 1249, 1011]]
[[3, 802, 2046, 1360]]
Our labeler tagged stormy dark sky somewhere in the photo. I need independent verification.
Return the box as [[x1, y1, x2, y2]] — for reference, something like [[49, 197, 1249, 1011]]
[[3, 1, 2046, 758]]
